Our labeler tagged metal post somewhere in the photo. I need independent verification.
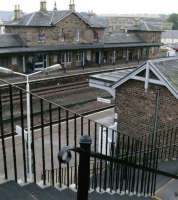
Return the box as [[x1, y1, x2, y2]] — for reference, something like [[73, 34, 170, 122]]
[[22, 56, 26, 73], [113, 50, 116, 65], [99, 51, 101, 65], [82, 51, 85, 70], [126, 49, 129, 63], [26, 76, 32, 181], [137, 49, 140, 64], [46, 55, 49, 68], [64, 52, 67, 73], [77, 136, 92, 200]]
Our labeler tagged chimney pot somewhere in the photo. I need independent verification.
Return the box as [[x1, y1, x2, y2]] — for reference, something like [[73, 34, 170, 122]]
[[40, 0, 47, 12]]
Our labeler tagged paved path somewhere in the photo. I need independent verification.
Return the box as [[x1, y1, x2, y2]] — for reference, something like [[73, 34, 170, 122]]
[[156, 160, 178, 200], [0, 108, 115, 182]]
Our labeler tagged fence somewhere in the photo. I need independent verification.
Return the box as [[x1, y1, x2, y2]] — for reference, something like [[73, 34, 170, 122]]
[[0, 79, 178, 197]]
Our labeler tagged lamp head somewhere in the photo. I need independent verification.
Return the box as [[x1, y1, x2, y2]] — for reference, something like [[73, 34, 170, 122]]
[[0, 66, 13, 74]]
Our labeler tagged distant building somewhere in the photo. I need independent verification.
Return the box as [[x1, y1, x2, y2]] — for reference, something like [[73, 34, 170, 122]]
[[162, 30, 178, 45], [105, 16, 172, 33], [0, 0, 162, 73], [0, 11, 13, 22]]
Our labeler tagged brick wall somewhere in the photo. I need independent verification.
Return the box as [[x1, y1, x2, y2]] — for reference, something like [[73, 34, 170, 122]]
[[134, 31, 161, 43], [115, 80, 178, 138]]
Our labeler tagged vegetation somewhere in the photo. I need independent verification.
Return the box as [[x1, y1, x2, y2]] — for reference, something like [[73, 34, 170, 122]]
[[167, 13, 178, 30]]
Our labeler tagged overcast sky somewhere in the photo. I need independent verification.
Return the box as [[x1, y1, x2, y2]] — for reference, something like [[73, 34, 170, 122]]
[[1, 0, 178, 15]]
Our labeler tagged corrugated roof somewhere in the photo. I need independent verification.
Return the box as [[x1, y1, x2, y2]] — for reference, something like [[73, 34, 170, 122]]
[[5, 10, 107, 28], [0, 33, 26, 48], [90, 68, 135, 86]]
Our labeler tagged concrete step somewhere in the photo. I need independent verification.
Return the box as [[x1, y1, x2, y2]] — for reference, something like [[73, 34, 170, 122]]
[[0, 181, 153, 200], [23, 183, 57, 200], [0, 181, 36, 200], [43, 187, 76, 200]]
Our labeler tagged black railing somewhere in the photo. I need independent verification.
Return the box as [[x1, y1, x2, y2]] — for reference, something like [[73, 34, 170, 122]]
[[0, 79, 178, 198], [59, 136, 178, 200]]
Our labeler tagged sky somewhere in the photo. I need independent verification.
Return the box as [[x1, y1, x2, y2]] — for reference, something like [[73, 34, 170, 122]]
[[1, 0, 178, 15]]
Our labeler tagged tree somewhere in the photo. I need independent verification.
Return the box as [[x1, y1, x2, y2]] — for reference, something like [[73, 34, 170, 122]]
[[167, 13, 178, 30]]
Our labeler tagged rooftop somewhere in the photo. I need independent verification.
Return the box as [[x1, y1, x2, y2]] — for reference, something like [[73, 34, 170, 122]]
[[5, 10, 107, 28], [127, 20, 162, 32], [0, 33, 26, 48], [90, 57, 178, 99], [102, 32, 143, 44], [0, 40, 160, 55]]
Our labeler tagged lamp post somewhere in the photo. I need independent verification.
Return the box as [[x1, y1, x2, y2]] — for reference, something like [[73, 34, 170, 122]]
[[0, 64, 62, 181]]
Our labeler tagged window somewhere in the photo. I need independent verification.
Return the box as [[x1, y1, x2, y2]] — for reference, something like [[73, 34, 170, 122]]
[[59, 28, 65, 41], [38, 31, 46, 43], [76, 52, 82, 62], [76, 29, 80, 42], [94, 30, 99, 41], [11, 57, 17, 65], [61, 52, 72, 63]]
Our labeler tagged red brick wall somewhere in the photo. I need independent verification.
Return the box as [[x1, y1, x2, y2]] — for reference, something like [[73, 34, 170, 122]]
[[115, 80, 178, 138]]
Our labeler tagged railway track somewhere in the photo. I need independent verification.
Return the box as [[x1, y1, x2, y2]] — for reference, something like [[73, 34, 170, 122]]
[[1, 81, 88, 104]]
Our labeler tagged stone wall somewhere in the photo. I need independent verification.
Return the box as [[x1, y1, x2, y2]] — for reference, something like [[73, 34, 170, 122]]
[[115, 80, 178, 138], [5, 13, 104, 46], [131, 31, 161, 44]]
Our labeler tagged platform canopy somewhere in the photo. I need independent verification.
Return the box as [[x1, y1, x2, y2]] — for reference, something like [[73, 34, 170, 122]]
[[89, 57, 178, 99]]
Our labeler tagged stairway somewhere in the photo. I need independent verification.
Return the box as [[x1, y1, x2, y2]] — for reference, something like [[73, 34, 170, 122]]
[[0, 181, 153, 200]]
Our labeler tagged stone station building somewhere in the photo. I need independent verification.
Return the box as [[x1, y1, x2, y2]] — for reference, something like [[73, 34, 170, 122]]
[[0, 0, 162, 73]]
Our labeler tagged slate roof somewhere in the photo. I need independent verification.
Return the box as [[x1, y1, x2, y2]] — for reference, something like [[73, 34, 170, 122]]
[[127, 20, 162, 32], [111, 57, 178, 99], [102, 32, 143, 44], [90, 57, 178, 99], [5, 10, 107, 28], [150, 57, 178, 95], [0, 33, 26, 48], [0, 42, 160, 55]]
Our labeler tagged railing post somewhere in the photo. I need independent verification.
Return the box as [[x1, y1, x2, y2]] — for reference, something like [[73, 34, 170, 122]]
[[77, 136, 92, 200]]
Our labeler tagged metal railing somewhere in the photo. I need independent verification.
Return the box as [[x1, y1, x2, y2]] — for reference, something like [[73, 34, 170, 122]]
[[0, 78, 178, 198]]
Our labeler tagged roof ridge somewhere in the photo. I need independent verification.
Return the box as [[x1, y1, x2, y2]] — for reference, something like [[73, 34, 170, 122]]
[[50, 10, 56, 25], [26, 12, 36, 26]]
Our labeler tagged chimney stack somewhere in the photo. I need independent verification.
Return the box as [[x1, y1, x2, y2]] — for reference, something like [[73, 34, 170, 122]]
[[69, 0, 75, 12], [40, 0, 47, 12], [53, 1, 57, 11], [14, 5, 21, 21]]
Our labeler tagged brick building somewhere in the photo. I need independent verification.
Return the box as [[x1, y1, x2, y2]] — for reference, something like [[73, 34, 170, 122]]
[[0, 0, 162, 73], [90, 57, 178, 137]]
